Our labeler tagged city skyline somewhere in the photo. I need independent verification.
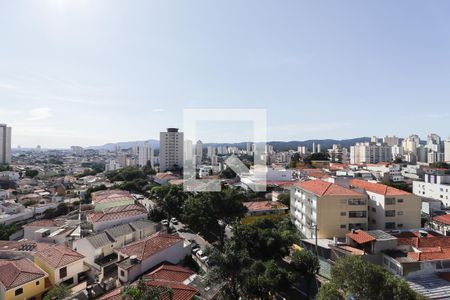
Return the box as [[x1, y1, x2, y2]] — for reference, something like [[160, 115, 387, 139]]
[[1, 1, 450, 148]]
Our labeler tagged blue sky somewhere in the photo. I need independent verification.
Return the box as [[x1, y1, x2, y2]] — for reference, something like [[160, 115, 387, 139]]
[[0, 0, 449, 148]]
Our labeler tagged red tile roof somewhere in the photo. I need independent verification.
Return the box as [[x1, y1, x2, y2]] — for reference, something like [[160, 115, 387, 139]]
[[0, 258, 46, 289], [433, 214, 450, 226], [92, 190, 134, 204], [147, 280, 198, 300], [294, 180, 363, 197], [349, 179, 411, 196], [145, 264, 194, 283], [25, 219, 66, 227], [99, 264, 198, 300], [87, 204, 147, 223], [117, 233, 182, 261], [346, 230, 376, 244], [243, 201, 288, 212], [35, 244, 84, 268]]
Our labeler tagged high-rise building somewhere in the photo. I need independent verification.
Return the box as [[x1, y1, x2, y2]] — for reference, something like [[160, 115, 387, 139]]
[[350, 142, 392, 164], [246, 142, 252, 154], [0, 124, 12, 164], [445, 139, 450, 163], [159, 128, 183, 172], [195, 140, 203, 164], [317, 144, 321, 153], [138, 141, 154, 167], [207, 146, 215, 158], [383, 136, 399, 147], [70, 146, 84, 156], [328, 144, 349, 163], [403, 134, 420, 156]]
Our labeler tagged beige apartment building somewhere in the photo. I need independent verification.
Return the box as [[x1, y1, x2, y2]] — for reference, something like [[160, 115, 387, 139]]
[[348, 179, 421, 231], [291, 180, 369, 239]]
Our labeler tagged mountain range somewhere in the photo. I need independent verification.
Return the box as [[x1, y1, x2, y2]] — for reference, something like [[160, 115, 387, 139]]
[[87, 137, 372, 151]]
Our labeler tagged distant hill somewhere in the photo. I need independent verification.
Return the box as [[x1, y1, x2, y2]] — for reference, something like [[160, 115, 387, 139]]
[[87, 137, 371, 151], [87, 139, 159, 151]]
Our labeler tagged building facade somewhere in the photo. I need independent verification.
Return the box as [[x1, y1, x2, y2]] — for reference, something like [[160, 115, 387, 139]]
[[159, 128, 183, 172], [0, 124, 11, 165]]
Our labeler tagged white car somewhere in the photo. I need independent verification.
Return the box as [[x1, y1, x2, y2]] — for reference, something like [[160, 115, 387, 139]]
[[170, 217, 178, 225], [196, 250, 208, 262], [192, 246, 201, 254], [161, 219, 169, 226]]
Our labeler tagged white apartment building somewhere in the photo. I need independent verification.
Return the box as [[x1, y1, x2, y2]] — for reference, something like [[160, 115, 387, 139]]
[[445, 139, 450, 162], [70, 146, 84, 156], [384, 136, 400, 147], [328, 144, 349, 163], [159, 128, 183, 172], [195, 140, 203, 165], [350, 142, 392, 164], [413, 173, 450, 207], [138, 142, 154, 167], [0, 124, 11, 165]]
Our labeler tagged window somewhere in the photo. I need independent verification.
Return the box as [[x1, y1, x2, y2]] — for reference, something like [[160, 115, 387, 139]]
[[385, 222, 396, 229], [397, 211, 404, 216], [372, 207, 376, 212], [36, 280, 40, 286], [398, 224, 403, 228], [397, 199, 404, 203], [340, 224, 346, 229], [348, 199, 367, 205], [385, 210, 396, 217], [340, 212, 347, 216], [386, 198, 395, 205], [59, 267, 67, 279], [349, 211, 366, 218], [15, 288, 23, 296], [120, 270, 125, 277]]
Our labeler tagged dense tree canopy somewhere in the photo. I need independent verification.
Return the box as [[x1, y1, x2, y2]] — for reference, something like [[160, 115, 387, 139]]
[[321, 255, 426, 300], [43, 284, 71, 300]]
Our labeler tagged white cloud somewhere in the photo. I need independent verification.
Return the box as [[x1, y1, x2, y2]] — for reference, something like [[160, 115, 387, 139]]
[[28, 108, 52, 121]]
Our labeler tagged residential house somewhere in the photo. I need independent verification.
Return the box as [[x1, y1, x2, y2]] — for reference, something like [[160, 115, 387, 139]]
[[91, 190, 135, 211], [23, 219, 66, 241], [0, 258, 49, 300], [34, 244, 86, 287], [73, 221, 159, 283], [99, 264, 198, 300], [430, 214, 450, 236], [86, 204, 148, 232], [242, 201, 288, 224], [116, 233, 191, 283]]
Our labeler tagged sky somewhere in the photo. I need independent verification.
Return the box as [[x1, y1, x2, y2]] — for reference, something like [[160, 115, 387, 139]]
[[0, 0, 450, 148]]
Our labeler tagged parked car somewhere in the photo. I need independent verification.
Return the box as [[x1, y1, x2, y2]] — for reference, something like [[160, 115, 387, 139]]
[[170, 217, 178, 225], [192, 245, 201, 254], [161, 219, 169, 226], [196, 250, 208, 262]]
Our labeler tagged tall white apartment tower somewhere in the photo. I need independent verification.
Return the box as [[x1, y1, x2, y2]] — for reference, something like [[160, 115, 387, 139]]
[[159, 128, 184, 172], [445, 138, 450, 163], [138, 141, 154, 167], [0, 124, 12, 165]]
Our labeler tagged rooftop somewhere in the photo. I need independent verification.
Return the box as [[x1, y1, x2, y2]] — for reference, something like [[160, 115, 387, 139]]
[[87, 204, 147, 223], [117, 232, 182, 261], [349, 179, 411, 196], [0, 258, 46, 290], [35, 244, 84, 268], [243, 201, 288, 212], [433, 214, 450, 226], [294, 180, 363, 197]]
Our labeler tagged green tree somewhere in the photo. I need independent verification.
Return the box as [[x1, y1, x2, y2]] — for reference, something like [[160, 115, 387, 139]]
[[0, 223, 18, 240], [277, 193, 291, 207], [43, 284, 71, 300], [152, 185, 187, 224], [25, 169, 39, 178], [143, 161, 156, 175], [121, 278, 173, 300], [316, 283, 344, 300], [327, 255, 425, 300], [289, 153, 300, 168], [291, 250, 320, 299]]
